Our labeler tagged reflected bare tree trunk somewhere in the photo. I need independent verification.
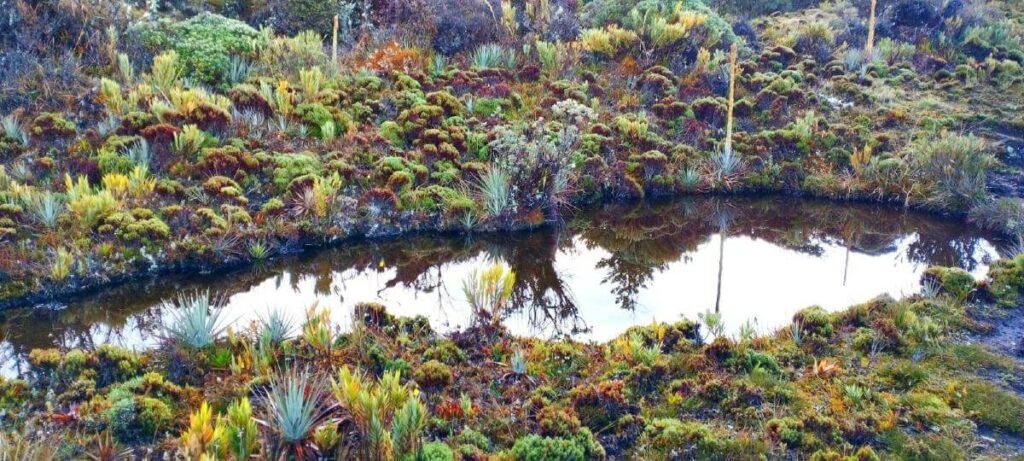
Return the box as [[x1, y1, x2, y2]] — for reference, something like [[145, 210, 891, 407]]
[[715, 232, 725, 314], [843, 246, 850, 286], [713, 201, 733, 314]]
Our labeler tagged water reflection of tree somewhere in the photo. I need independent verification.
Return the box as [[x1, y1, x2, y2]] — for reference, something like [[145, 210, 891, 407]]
[[487, 231, 587, 336], [580, 199, 715, 312], [574, 197, 1003, 313], [0, 289, 165, 356], [909, 221, 996, 272]]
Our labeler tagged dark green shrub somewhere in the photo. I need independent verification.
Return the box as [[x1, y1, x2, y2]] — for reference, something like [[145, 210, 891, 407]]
[[423, 340, 466, 364], [105, 395, 172, 442], [580, 0, 736, 45], [878, 360, 927, 391], [738, 350, 782, 376], [883, 431, 965, 461], [509, 428, 604, 461], [128, 13, 265, 85], [418, 441, 455, 461], [456, 427, 492, 452]]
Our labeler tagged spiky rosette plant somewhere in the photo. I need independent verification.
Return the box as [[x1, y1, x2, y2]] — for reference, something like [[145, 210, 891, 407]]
[[258, 368, 336, 459], [162, 290, 228, 349]]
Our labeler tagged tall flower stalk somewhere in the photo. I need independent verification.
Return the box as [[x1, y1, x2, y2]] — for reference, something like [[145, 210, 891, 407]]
[[724, 42, 738, 157]]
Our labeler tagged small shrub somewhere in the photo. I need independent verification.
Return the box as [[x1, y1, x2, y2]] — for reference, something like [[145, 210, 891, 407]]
[[922, 266, 975, 301], [431, 0, 499, 56], [106, 395, 172, 442], [462, 264, 515, 327], [509, 428, 605, 461], [984, 254, 1024, 307], [413, 360, 454, 388], [128, 13, 266, 85], [419, 441, 455, 461], [269, 0, 347, 36], [910, 133, 993, 212], [793, 306, 834, 339]]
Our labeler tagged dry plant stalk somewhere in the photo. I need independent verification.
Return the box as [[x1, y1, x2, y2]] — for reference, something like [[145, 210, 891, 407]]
[[866, 0, 877, 56], [724, 42, 738, 156], [332, 15, 340, 65]]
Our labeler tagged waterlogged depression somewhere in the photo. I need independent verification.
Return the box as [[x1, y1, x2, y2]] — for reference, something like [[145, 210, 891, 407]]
[[0, 196, 1007, 375]]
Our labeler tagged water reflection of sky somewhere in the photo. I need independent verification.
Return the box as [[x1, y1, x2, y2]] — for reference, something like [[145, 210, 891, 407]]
[[182, 232, 999, 343], [0, 197, 1006, 375]]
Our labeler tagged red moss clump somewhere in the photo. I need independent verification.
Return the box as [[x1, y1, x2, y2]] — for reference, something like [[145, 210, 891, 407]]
[[417, 128, 448, 146], [478, 82, 512, 99], [477, 68, 512, 82], [591, 123, 613, 137], [609, 165, 645, 199], [537, 406, 583, 437], [570, 380, 634, 431], [449, 70, 482, 95], [227, 85, 273, 115], [459, 161, 487, 181], [652, 98, 689, 119], [32, 157, 54, 175], [140, 123, 181, 170], [639, 72, 674, 97], [768, 96, 790, 117], [525, 208, 545, 226], [617, 57, 641, 76], [30, 112, 77, 141], [445, 125, 467, 151], [201, 175, 240, 195], [518, 65, 542, 82], [681, 118, 710, 145], [66, 155, 101, 183], [358, 42, 422, 74], [434, 400, 464, 421], [141, 123, 180, 145], [118, 112, 157, 135], [354, 302, 394, 329], [692, 98, 726, 125], [386, 171, 413, 192], [194, 146, 259, 178], [704, 336, 735, 363], [420, 143, 460, 166], [186, 104, 231, 133]]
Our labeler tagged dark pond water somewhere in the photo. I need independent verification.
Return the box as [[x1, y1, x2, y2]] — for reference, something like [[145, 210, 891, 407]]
[[0, 196, 1009, 374]]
